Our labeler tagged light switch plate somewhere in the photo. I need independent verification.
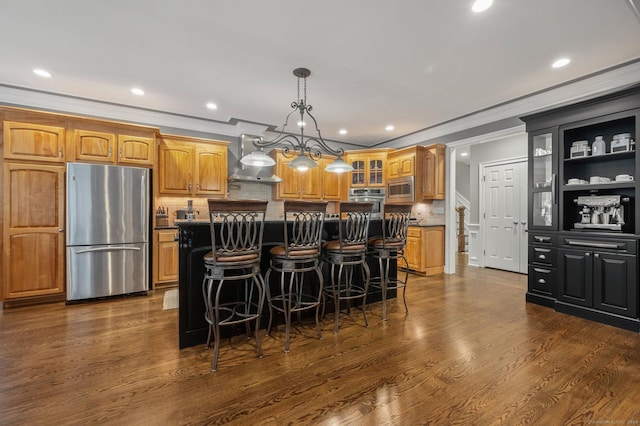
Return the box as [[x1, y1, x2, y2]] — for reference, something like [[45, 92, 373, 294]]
[[434, 207, 444, 214]]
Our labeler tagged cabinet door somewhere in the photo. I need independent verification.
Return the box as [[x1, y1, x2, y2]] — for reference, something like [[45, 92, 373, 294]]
[[558, 248, 592, 307], [118, 135, 154, 166], [158, 144, 193, 195], [3, 121, 65, 163], [3, 163, 65, 299], [368, 157, 385, 187], [156, 231, 179, 283], [350, 157, 366, 187], [424, 227, 445, 272], [321, 158, 343, 200], [593, 252, 637, 318], [405, 232, 422, 271], [72, 130, 116, 163], [423, 145, 445, 200], [528, 128, 558, 230], [275, 156, 301, 199], [194, 144, 227, 196], [300, 165, 323, 199]]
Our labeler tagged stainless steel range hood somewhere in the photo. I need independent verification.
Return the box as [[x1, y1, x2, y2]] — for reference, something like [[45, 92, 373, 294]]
[[229, 134, 282, 183]]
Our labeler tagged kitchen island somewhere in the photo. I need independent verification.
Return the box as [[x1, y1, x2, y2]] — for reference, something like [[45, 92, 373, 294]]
[[176, 219, 396, 349]]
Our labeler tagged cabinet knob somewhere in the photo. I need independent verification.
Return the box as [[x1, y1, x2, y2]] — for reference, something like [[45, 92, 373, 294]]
[[538, 279, 546, 284], [521, 221, 526, 225], [586, 252, 591, 256], [594, 253, 600, 258], [538, 254, 546, 260], [58, 228, 64, 233], [513, 221, 519, 225]]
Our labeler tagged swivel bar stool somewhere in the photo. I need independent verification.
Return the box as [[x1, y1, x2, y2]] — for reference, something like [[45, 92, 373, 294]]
[[202, 199, 268, 372], [367, 203, 412, 320], [321, 202, 374, 334], [266, 200, 327, 352]]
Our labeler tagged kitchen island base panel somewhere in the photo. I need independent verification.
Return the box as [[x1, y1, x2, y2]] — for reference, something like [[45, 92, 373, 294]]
[[177, 220, 396, 349]]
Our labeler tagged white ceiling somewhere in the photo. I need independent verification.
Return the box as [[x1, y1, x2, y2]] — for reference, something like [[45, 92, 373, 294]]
[[1, 1, 640, 146]]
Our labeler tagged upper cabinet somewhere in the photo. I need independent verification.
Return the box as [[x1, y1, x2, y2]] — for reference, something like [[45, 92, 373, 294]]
[[157, 135, 228, 197], [271, 150, 344, 200], [3, 120, 66, 163], [422, 144, 446, 200], [345, 149, 389, 188], [387, 147, 418, 179], [70, 129, 155, 167]]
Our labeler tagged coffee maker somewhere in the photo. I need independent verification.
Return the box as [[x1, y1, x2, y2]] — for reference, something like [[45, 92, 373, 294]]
[[574, 195, 628, 231]]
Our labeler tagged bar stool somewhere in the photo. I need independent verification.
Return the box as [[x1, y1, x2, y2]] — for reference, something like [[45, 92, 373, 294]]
[[367, 203, 412, 320], [321, 202, 374, 334], [265, 200, 327, 352], [202, 199, 268, 372]]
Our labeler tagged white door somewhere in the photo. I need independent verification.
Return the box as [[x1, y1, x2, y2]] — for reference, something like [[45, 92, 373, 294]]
[[483, 160, 527, 273]]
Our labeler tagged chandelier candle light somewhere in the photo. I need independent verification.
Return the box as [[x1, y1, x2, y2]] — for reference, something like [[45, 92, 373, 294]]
[[240, 68, 353, 173]]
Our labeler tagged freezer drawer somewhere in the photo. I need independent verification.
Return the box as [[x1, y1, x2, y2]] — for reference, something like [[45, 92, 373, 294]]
[[66, 243, 149, 301]]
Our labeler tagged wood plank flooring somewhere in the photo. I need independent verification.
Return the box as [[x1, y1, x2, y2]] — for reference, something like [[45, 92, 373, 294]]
[[2, 259, 640, 425]]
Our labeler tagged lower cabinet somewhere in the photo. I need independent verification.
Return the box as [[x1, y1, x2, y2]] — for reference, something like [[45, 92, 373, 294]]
[[558, 248, 637, 318], [154, 230, 179, 286], [402, 226, 445, 276], [527, 233, 639, 331]]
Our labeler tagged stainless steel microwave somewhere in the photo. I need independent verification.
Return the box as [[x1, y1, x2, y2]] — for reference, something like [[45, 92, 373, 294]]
[[387, 176, 415, 203]]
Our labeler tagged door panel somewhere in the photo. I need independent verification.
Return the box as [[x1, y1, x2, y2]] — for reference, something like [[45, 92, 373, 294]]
[[483, 160, 527, 273]]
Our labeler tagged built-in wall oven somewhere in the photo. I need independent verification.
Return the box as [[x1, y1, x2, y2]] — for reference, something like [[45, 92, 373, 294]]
[[387, 176, 415, 203], [348, 187, 385, 218]]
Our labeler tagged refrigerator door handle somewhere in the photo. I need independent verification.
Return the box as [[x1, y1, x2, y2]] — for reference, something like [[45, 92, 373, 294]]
[[76, 246, 142, 254]]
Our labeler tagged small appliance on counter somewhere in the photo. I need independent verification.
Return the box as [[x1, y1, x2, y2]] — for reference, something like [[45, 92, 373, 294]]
[[573, 195, 629, 231], [610, 133, 635, 153], [176, 200, 198, 221], [570, 140, 590, 158]]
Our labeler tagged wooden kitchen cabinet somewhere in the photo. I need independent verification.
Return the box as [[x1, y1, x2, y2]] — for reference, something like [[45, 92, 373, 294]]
[[3, 163, 66, 302], [345, 149, 389, 188], [157, 135, 228, 197], [423, 144, 446, 200], [3, 120, 66, 163], [154, 230, 179, 286], [387, 147, 419, 179], [70, 129, 155, 166], [402, 225, 445, 276], [320, 157, 345, 200], [271, 149, 335, 200]]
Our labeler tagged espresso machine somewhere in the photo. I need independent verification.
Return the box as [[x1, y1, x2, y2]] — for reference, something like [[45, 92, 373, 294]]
[[574, 195, 628, 231]]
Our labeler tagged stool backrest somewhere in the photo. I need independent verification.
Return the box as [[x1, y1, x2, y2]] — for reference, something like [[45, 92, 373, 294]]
[[381, 203, 413, 248], [207, 199, 268, 263], [338, 202, 374, 248], [283, 200, 327, 256]]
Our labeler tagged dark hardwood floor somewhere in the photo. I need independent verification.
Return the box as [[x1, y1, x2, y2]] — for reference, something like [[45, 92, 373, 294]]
[[2, 258, 640, 425]]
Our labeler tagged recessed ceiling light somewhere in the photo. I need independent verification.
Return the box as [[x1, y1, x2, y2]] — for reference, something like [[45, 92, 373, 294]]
[[339, 129, 347, 135], [472, 0, 493, 13], [552, 58, 571, 68], [385, 125, 395, 131], [33, 69, 52, 78], [206, 102, 218, 110], [131, 87, 145, 96]]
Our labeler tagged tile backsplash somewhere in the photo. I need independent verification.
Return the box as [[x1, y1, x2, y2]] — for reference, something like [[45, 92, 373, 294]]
[[156, 182, 442, 225]]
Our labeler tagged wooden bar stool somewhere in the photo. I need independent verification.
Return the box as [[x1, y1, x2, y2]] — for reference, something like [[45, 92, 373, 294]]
[[265, 200, 327, 352], [367, 203, 412, 320], [321, 202, 374, 334], [202, 199, 268, 372]]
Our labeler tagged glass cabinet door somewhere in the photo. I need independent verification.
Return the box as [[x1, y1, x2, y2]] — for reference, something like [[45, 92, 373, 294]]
[[529, 129, 558, 229]]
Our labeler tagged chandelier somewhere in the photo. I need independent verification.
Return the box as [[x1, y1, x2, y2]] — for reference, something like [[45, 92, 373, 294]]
[[240, 67, 353, 173]]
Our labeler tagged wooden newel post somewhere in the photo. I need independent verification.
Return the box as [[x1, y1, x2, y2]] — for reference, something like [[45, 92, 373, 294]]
[[456, 206, 465, 253]]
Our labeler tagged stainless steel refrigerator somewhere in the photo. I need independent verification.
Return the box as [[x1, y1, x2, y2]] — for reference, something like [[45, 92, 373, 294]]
[[66, 163, 149, 301]]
